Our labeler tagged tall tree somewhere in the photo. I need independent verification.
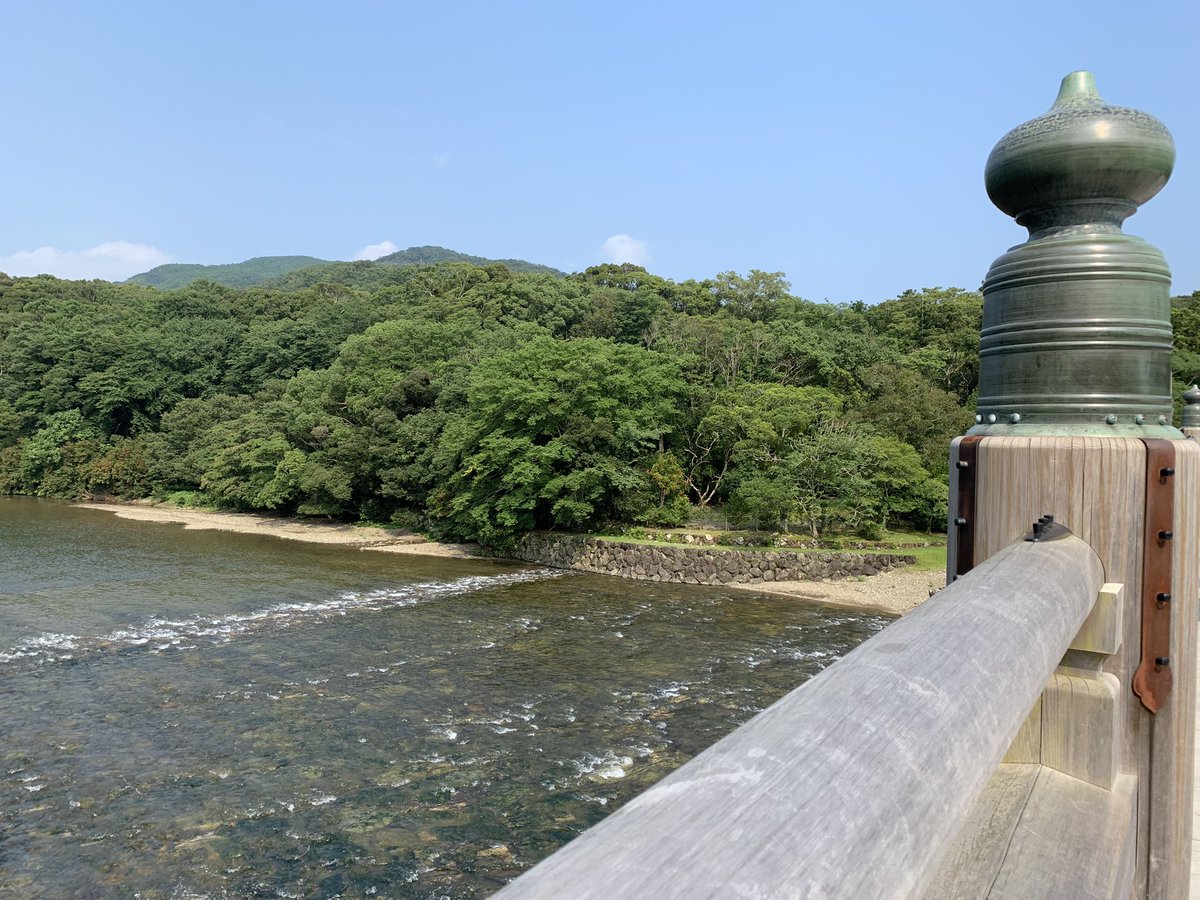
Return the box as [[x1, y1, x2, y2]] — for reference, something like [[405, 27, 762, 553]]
[[430, 337, 686, 545]]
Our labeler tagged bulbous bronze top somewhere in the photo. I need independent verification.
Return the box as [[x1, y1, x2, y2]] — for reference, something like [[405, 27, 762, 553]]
[[985, 71, 1174, 236]]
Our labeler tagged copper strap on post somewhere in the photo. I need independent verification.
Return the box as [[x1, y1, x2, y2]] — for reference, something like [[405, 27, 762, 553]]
[[952, 436, 982, 580], [1132, 439, 1176, 714]]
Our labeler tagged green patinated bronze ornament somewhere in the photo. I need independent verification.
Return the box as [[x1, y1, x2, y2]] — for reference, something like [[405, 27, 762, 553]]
[[1182, 384, 1200, 430], [969, 71, 1180, 437]]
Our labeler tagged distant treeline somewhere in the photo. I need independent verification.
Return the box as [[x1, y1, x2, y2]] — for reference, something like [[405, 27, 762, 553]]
[[2, 263, 1197, 545], [125, 246, 565, 290]]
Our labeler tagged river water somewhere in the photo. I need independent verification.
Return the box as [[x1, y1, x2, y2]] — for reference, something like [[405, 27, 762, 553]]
[[0, 497, 890, 898]]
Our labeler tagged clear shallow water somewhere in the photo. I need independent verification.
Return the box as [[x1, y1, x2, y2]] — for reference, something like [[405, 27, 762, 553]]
[[0, 498, 891, 898]]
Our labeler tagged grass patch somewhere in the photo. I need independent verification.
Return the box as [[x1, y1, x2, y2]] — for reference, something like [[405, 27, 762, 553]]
[[154, 490, 222, 511], [895, 543, 948, 573], [872, 530, 947, 573]]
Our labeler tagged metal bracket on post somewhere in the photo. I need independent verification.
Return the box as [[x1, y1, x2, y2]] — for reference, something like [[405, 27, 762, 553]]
[[952, 436, 982, 580], [1132, 439, 1176, 714]]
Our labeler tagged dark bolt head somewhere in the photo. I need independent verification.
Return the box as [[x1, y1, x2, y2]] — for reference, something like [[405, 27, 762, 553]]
[[1040, 514, 1055, 524], [954, 517, 968, 526], [1161, 467, 1175, 477], [956, 460, 970, 469], [1155, 657, 1170, 667], [1157, 592, 1172, 603], [1159, 530, 1174, 541]]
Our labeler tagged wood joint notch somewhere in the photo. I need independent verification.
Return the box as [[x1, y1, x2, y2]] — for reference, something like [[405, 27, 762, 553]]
[[1132, 439, 1175, 714], [1071, 583, 1124, 656], [1005, 584, 1125, 789]]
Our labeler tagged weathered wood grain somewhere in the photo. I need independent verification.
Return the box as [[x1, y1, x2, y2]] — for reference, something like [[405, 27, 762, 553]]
[[495, 536, 1104, 900], [925, 764, 1041, 900], [1040, 671, 1120, 789], [1191, 640, 1200, 900], [1003, 697, 1041, 765], [1003, 579, 1122, 778], [987, 769, 1138, 900], [927, 765, 1137, 900]]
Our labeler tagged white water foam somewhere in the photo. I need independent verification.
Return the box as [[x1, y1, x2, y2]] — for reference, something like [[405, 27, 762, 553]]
[[572, 750, 634, 782], [1, 568, 564, 669], [0, 632, 81, 664]]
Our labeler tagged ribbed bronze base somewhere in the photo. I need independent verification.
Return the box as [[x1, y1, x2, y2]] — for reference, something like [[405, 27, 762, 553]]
[[973, 229, 1174, 434]]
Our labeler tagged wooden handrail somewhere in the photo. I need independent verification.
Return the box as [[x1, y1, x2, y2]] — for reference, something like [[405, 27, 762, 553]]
[[495, 532, 1104, 899]]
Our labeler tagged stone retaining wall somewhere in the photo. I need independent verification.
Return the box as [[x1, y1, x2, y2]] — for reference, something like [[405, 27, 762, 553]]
[[638, 529, 937, 551], [512, 533, 916, 585]]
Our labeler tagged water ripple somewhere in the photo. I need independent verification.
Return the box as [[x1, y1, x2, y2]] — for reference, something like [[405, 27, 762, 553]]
[[0, 568, 564, 670]]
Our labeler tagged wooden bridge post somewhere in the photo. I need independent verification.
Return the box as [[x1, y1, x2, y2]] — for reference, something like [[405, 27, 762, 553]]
[[948, 72, 1196, 899]]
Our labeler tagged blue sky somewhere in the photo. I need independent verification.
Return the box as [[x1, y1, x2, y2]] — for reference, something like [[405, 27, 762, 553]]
[[2, 1, 1197, 301]]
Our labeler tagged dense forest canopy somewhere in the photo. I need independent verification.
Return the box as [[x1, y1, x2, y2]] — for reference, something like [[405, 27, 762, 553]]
[[2, 262, 1197, 546]]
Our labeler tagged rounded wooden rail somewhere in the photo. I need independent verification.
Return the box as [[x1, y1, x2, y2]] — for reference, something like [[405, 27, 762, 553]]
[[494, 533, 1105, 900]]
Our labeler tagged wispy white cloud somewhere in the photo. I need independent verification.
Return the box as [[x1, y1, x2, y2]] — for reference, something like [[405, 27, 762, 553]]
[[0, 241, 171, 281], [600, 234, 650, 266], [354, 240, 399, 261]]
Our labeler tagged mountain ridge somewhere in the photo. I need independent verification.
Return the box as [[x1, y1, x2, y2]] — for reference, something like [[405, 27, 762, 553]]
[[373, 245, 564, 276], [126, 256, 327, 289], [126, 246, 564, 290]]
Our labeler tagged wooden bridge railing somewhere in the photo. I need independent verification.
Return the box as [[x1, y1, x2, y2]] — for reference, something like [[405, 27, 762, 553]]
[[494, 74, 1199, 899], [495, 531, 1108, 899]]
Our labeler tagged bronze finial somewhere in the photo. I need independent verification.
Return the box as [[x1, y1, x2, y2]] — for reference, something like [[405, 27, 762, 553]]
[[1182, 385, 1200, 429], [971, 72, 1180, 437]]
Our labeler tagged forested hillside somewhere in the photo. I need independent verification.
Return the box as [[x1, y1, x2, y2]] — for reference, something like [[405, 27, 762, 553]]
[[127, 247, 563, 290], [373, 245, 565, 276], [127, 256, 328, 289], [2, 263, 1197, 546]]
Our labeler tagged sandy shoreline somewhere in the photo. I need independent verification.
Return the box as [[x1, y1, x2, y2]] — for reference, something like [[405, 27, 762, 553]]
[[727, 568, 946, 617], [73, 501, 943, 614], [73, 502, 482, 558]]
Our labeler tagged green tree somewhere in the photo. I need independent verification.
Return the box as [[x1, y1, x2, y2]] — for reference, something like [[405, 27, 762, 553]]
[[431, 337, 686, 545], [852, 363, 971, 476], [201, 431, 298, 510], [727, 473, 797, 531], [864, 287, 982, 401], [784, 422, 878, 537], [860, 436, 932, 530], [711, 270, 792, 321], [640, 452, 691, 526], [684, 382, 843, 504], [79, 438, 153, 498], [0, 399, 22, 448], [19, 410, 103, 491]]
